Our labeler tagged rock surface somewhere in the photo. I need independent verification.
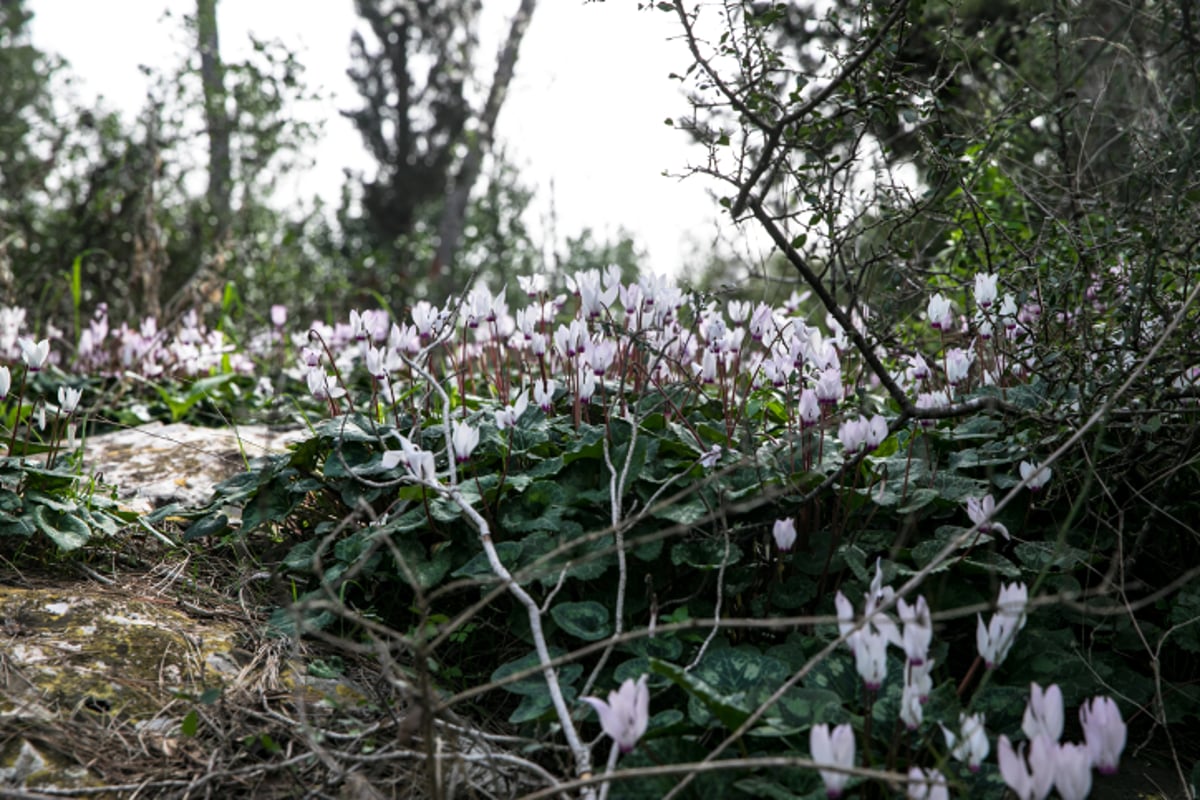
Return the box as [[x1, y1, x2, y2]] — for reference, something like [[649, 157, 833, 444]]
[[81, 421, 306, 513]]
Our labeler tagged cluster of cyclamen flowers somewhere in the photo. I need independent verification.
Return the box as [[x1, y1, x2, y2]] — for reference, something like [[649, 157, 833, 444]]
[[2, 303, 255, 379], [998, 686, 1127, 800], [0, 337, 83, 454], [786, 561, 1127, 798], [290, 266, 1079, 469]]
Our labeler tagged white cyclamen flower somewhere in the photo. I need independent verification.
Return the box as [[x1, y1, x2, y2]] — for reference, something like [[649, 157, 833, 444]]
[[998, 733, 1056, 800], [977, 582, 1028, 668], [1054, 742, 1093, 800], [1022, 682, 1064, 743], [1080, 695, 1126, 774], [57, 386, 82, 415], [966, 494, 1010, 540], [906, 766, 949, 800], [581, 675, 650, 754], [927, 293, 953, 330], [1020, 460, 1052, 491], [942, 712, 989, 771], [495, 391, 529, 430], [810, 723, 856, 798], [772, 518, 797, 552], [974, 272, 999, 308], [19, 337, 50, 371], [449, 421, 480, 463]]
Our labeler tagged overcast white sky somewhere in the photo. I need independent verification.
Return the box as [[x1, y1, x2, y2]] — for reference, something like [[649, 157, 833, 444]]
[[28, 1, 739, 277]]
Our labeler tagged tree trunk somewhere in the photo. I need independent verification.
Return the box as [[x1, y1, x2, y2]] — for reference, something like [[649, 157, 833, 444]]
[[433, 0, 537, 277], [197, 0, 231, 250]]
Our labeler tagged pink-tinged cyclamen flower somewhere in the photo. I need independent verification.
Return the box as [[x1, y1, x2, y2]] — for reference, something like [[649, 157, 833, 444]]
[[495, 391, 529, 431], [577, 371, 597, 404], [514, 307, 537, 339], [1000, 293, 1019, 330], [863, 560, 903, 647], [1054, 742, 1093, 800], [517, 273, 546, 297], [915, 391, 949, 429], [927, 293, 953, 330], [866, 414, 888, 450], [897, 596, 932, 666], [784, 288, 811, 313], [699, 444, 722, 469], [851, 627, 889, 690], [727, 299, 751, 323], [906, 766, 949, 800], [382, 436, 438, 482], [907, 659, 934, 704], [581, 675, 649, 754], [977, 314, 994, 340], [410, 301, 441, 340], [533, 379, 556, 413], [1020, 460, 1052, 491], [1022, 682, 1064, 743], [799, 388, 821, 427], [619, 282, 643, 315], [773, 518, 797, 552], [974, 272, 999, 308], [529, 332, 547, 356], [578, 270, 617, 318], [807, 335, 840, 371], [976, 581, 1028, 668], [1080, 696, 1126, 774], [810, 723, 856, 798], [270, 304, 287, 328], [998, 733, 1055, 800], [450, 421, 480, 463], [365, 345, 388, 380], [748, 303, 774, 341], [696, 313, 719, 345], [838, 417, 869, 455], [586, 338, 617, 376], [945, 346, 975, 386], [305, 369, 346, 401], [966, 494, 1010, 540], [0, 366, 9, 400], [906, 352, 931, 384], [348, 309, 370, 340], [300, 346, 322, 367], [19, 337, 50, 371], [816, 369, 844, 407], [464, 287, 492, 327], [697, 349, 718, 384], [943, 712, 989, 772], [899, 680, 924, 731]]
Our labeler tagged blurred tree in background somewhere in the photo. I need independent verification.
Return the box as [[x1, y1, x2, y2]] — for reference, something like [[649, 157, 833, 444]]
[[0, 0, 323, 331], [0, 0, 649, 335], [338, 0, 539, 312]]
